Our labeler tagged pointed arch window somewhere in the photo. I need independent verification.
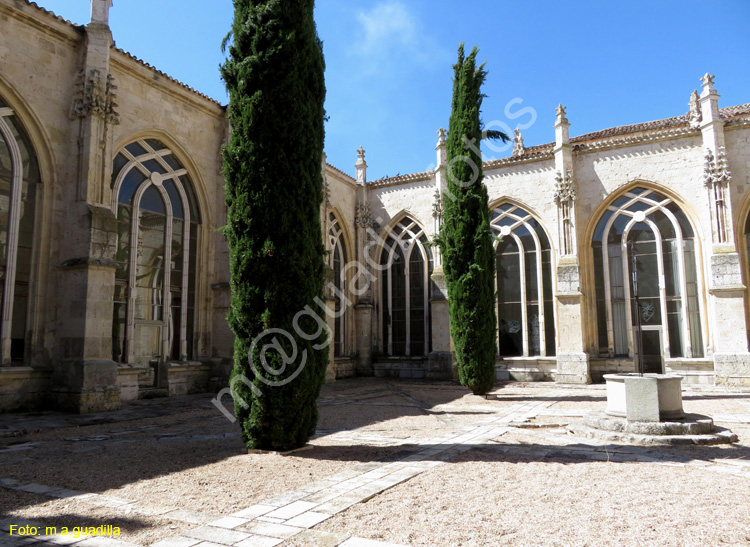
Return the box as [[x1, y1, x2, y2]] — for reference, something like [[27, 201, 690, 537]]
[[491, 204, 555, 357], [380, 217, 432, 356], [0, 98, 41, 365], [111, 139, 201, 371], [592, 187, 703, 363], [328, 212, 348, 357]]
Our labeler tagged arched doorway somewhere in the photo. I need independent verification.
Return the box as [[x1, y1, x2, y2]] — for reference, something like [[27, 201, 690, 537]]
[[490, 203, 555, 358], [379, 217, 432, 357], [0, 95, 41, 364], [110, 138, 201, 386], [328, 211, 348, 357], [592, 187, 703, 372]]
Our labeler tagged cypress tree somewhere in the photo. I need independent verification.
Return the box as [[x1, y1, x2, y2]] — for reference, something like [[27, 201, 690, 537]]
[[220, 0, 328, 450], [440, 44, 505, 395]]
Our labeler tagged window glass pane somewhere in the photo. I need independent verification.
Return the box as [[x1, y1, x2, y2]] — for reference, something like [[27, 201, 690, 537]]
[[163, 153, 181, 171], [381, 240, 391, 355], [142, 159, 167, 175], [593, 244, 608, 353], [145, 139, 166, 151], [498, 240, 522, 357], [391, 245, 406, 355], [7, 116, 39, 183], [125, 141, 147, 157], [164, 179, 184, 219], [527, 303, 540, 355], [334, 243, 343, 357], [667, 202, 694, 238], [0, 134, 11, 275], [593, 209, 614, 243], [683, 240, 703, 357], [667, 299, 684, 358], [119, 168, 147, 204], [409, 247, 425, 356], [180, 176, 201, 222], [11, 177, 36, 360], [141, 185, 166, 214], [112, 153, 128, 188], [134, 209, 166, 322]]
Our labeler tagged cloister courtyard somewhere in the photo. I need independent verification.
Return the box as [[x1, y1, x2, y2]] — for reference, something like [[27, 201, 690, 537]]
[[1, 379, 750, 547]]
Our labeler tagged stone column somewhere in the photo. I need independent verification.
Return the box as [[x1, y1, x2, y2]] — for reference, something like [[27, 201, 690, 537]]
[[353, 147, 374, 375], [553, 105, 591, 384], [51, 0, 122, 412], [698, 75, 750, 385], [428, 128, 453, 379]]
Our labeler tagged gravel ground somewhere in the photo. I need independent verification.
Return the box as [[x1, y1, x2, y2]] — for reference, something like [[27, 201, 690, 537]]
[[317, 446, 750, 546], [2, 379, 749, 546]]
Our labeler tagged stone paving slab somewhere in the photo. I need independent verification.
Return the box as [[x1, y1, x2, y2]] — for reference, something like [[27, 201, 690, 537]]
[[264, 502, 318, 521], [162, 510, 220, 525], [207, 518, 251, 530], [284, 511, 332, 529], [241, 522, 303, 540], [287, 529, 350, 547], [33, 534, 88, 546], [231, 506, 276, 520], [233, 537, 283, 547], [150, 537, 202, 547], [183, 526, 250, 546]]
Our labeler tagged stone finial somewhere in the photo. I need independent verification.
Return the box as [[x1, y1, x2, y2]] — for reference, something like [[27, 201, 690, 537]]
[[700, 73, 717, 97], [512, 128, 525, 157], [435, 128, 447, 167], [355, 146, 367, 184], [687, 89, 702, 129], [90, 0, 113, 25], [437, 127, 447, 146], [555, 104, 568, 125]]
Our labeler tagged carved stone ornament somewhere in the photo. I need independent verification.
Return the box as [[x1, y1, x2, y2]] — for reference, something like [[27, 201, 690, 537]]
[[432, 188, 444, 220], [687, 89, 702, 129], [512, 128, 525, 157], [70, 69, 120, 125], [355, 201, 373, 229], [554, 169, 576, 204], [704, 147, 732, 187]]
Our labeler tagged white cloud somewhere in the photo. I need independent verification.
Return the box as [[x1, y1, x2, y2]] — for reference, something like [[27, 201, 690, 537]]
[[357, 2, 418, 53], [354, 2, 447, 73]]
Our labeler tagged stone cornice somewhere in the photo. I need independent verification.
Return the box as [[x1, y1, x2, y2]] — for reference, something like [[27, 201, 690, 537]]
[[367, 170, 434, 189], [325, 162, 356, 185], [0, 0, 83, 46]]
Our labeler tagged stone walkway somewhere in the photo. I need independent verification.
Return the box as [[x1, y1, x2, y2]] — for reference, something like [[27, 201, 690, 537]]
[[2, 381, 750, 546]]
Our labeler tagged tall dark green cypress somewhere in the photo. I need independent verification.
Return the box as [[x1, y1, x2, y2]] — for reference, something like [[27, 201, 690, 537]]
[[220, 0, 328, 450], [441, 44, 502, 395]]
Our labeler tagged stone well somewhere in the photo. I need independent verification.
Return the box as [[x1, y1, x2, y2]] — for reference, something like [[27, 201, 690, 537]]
[[568, 373, 737, 445], [603, 373, 684, 421]]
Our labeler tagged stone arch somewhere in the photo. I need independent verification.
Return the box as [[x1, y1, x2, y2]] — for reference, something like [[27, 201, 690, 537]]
[[587, 183, 706, 368], [109, 134, 207, 374], [376, 213, 433, 357], [326, 207, 353, 357], [489, 199, 557, 358], [0, 78, 55, 365]]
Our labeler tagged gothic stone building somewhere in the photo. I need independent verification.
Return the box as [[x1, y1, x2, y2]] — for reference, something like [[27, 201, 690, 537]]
[[1, 0, 750, 413]]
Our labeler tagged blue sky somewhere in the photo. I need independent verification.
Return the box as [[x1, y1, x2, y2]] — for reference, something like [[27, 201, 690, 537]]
[[37, 1, 750, 180]]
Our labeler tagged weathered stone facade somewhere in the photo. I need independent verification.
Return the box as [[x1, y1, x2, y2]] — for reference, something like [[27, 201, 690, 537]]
[[1, 0, 750, 413]]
